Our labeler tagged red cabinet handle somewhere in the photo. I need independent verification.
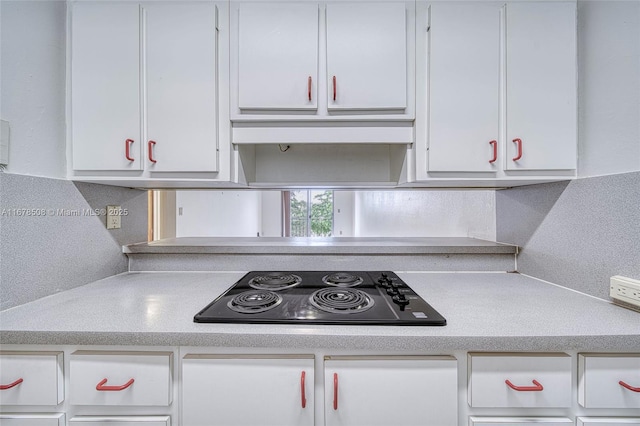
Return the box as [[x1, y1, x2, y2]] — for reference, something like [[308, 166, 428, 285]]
[[0, 378, 24, 390], [125, 139, 135, 162], [489, 140, 497, 163], [619, 380, 640, 392], [148, 140, 157, 163], [333, 372, 338, 410], [332, 76, 337, 101], [308, 76, 312, 102], [505, 379, 543, 391], [512, 138, 523, 161], [301, 371, 307, 408], [96, 378, 135, 391]]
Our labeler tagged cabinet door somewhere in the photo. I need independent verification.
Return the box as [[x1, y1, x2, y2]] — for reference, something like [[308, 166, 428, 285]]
[[238, 3, 318, 111], [505, 2, 576, 171], [324, 356, 457, 426], [182, 355, 314, 426], [145, 2, 218, 172], [578, 418, 640, 426], [0, 352, 64, 405], [428, 2, 500, 172], [579, 354, 640, 408], [470, 417, 573, 426], [71, 2, 142, 171], [0, 414, 65, 426], [326, 3, 407, 111], [69, 416, 171, 426]]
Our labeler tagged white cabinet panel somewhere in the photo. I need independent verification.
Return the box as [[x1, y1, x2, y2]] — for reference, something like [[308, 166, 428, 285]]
[[578, 419, 640, 426], [428, 2, 501, 172], [324, 356, 457, 426], [505, 1, 577, 171], [182, 355, 314, 426], [238, 3, 318, 110], [69, 351, 172, 406], [579, 353, 640, 408], [0, 414, 65, 426], [69, 416, 171, 426], [0, 352, 64, 406], [326, 3, 407, 111], [71, 2, 142, 171], [468, 353, 572, 408], [145, 2, 219, 173], [470, 417, 573, 426]]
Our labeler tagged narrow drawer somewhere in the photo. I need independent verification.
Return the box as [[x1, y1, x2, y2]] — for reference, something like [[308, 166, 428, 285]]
[[579, 353, 640, 408], [577, 418, 640, 426], [69, 416, 171, 425], [469, 417, 573, 426], [70, 351, 173, 406], [468, 353, 571, 408], [0, 351, 64, 405], [0, 414, 65, 426]]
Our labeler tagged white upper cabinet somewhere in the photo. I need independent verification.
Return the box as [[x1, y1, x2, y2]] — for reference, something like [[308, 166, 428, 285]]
[[71, 2, 141, 172], [427, 2, 501, 173], [238, 3, 318, 111], [326, 3, 407, 111], [505, 1, 577, 171]]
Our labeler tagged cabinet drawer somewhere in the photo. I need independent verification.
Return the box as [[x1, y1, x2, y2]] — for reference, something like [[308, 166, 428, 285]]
[[470, 417, 573, 426], [0, 351, 64, 405], [579, 354, 640, 408], [70, 351, 173, 406], [577, 418, 640, 426], [69, 416, 171, 425], [0, 414, 65, 426], [468, 353, 571, 408]]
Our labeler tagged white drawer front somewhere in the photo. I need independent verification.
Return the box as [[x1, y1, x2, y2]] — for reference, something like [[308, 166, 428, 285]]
[[69, 415, 171, 425], [470, 417, 573, 426], [0, 414, 65, 426], [0, 352, 64, 406], [468, 353, 572, 408], [579, 354, 640, 408], [577, 418, 640, 426], [70, 351, 172, 406]]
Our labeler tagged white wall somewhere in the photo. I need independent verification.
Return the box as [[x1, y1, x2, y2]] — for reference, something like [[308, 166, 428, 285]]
[[260, 190, 282, 237], [334, 191, 355, 236], [0, 1, 67, 178], [577, 0, 640, 177]]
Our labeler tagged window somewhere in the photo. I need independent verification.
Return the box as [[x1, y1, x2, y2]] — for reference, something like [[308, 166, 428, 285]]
[[286, 190, 334, 237]]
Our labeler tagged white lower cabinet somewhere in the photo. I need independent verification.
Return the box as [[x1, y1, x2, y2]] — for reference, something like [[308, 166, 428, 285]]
[[0, 413, 65, 426], [324, 356, 458, 426], [69, 416, 171, 425], [181, 355, 314, 426], [469, 417, 573, 426], [579, 354, 640, 408], [577, 419, 640, 426], [0, 352, 64, 406]]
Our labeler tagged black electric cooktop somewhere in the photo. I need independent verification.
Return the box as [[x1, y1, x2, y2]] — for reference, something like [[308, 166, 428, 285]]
[[194, 271, 446, 326]]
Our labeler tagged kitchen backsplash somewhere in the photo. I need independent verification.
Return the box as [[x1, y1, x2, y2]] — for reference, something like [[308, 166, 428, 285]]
[[497, 171, 640, 300], [0, 173, 148, 310]]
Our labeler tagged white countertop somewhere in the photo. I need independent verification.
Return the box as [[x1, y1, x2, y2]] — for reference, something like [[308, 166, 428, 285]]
[[1, 271, 638, 351]]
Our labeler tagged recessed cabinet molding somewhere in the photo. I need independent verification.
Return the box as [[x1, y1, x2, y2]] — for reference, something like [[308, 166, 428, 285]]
[[69, 416, 171, 425], [0, 414, 66, 426], [577, 418, 640, 426], [578, 353, 640, 408], [0, 351, 64, 406], [469, 417, 573, 426]]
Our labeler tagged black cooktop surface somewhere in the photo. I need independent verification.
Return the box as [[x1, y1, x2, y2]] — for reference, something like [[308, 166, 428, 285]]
[[194, 271, 446, 326]]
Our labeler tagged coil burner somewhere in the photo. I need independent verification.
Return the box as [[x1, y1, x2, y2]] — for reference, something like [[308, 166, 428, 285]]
[[248, 273, 302, 291], [309, 288, 374, 314], [322, 272, 364, 287], [227, 290, 283, 314]]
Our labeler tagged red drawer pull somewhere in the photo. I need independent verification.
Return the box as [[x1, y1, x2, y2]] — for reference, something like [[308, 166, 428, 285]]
[[489, 140, 497, 163], [505, 379, 543, 391], [308, 76, 312, 102], [301, 371, 307, 408], [332, 76, 337, 101], [512, 138, 523, 161], [148, 140, 157, 163], [96, 378, 135, 391], [333, 372, 338, 410], [619, 380, 640, 392], [125, 139, 135, 162], [0, 378, 24, 390]]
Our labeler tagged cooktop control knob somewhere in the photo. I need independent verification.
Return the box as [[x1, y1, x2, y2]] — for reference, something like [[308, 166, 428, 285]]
[[392, 294, 410, 311]]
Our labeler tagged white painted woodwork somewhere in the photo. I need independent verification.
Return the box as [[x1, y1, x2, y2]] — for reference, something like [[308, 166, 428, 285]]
[[428, 2, 501, 172], [69, 416, 171, 425], [238, 3, 318, 110], [69, 351, 172, 406], [71, 2, 142, 171], [181, 355, 314, 426], [468, 353, 572, 408], [0, 414, 66, 426], [505, 2, 577, 171], [578, 418, 640, 426], [578, 353, 640, 408], [145, 3, 218, 173], [469, 417, 573, 426], [324, 356, 457, 426], [326, 2, 407, 111], [0, 352, 64, 405]]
